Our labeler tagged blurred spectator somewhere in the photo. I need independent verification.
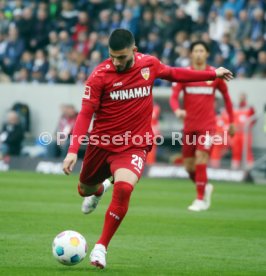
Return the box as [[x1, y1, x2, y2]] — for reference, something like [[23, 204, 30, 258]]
[[46, 104, 77, 158], [31, 49, 49, 83], [250, 8, 265, 42], [74, 31, 90, 56], [0, 10, 9, 34], [253, 51, 266, 78], [57, 69, 75, 84], [223, 9, 238, 39], [0, 111, 24, 158], [218, 33, 235, 64], [114, 0, 124, 14], [72, 11, 90, 42], [58, 30, 73, 58], [45, 67, 58, 84], [208, 10, 225, 41], [221, 0, 245, 16], [233, 51, 252, 78], [49, 0, 61, 20], [161, 40, 175, 64], [246, 0, 264, 19], [87, 50, 102, 75], [18, 50, 33, 73], [58, 0, 78, 32], [210, 0, 223, 16], [109, 11, 121, 32], [2, 26, 24, 76], [29, 8, 51, 51], [94, 9, 111, 34], [120, 8, 139, 36], [236, 10, 252, 42], [174, 47, 190, 67], [172, 8, 193, 35], [191, 13, 208, 34], [13, 67, 29, 82], [0, 33, 7, 63], [144, 31, 162, 56], [201, 32, 221, 63]]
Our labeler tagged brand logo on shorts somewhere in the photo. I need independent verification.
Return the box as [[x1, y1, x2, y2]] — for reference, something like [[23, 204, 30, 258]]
[[141, 67, 150, 80]]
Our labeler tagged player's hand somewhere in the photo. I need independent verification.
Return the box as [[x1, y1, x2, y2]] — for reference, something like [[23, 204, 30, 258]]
[[215, 67, 234, 81], [228, 123, 235, 137], [175, 109, 186, 119], [63, 153, 77, 175]]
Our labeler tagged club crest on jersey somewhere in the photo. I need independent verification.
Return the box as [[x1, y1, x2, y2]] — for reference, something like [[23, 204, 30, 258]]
[[206, 81, 213, 85], [141, 67, 150, 80]]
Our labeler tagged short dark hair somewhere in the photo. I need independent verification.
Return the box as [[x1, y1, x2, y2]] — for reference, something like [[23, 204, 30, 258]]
[[108, 29, 135, 51], [190, 41, 209, 53]]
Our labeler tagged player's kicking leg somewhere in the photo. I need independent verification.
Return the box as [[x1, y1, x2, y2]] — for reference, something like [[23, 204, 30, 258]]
[[81, 179, 112, 214]]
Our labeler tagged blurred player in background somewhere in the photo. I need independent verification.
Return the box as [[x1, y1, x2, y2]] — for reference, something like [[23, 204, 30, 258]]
[[231, 93, 256, 169], [47, 104, 77, 158], [146, 102, 160, 164], [209, 108, 231, 168], [170, 41, 235, 212], [63, 29, 233, 268]]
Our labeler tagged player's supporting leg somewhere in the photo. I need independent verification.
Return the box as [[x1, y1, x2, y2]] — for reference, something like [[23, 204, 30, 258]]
[[188, 150, 210, 211], [90, 168, 138, 269], [79, 179, 112, 214]]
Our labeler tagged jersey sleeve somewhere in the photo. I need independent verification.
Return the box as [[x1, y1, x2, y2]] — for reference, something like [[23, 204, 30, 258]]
[[68, 72, 104, 154], [169, 82, 183, 112], [217, 79, 234, 123], [153, 57, 216, 82]]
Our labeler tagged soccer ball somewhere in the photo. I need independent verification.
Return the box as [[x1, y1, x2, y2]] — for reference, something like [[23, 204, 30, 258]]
[[52, 230, 88, 266]]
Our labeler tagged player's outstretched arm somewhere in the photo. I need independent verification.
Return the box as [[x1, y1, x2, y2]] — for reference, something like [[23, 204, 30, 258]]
[[154, 57, 234, 82], [63, 153, 77, 175], [214, 67, 234, 81]]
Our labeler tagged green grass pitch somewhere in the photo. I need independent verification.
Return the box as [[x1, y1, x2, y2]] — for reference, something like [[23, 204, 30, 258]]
[[0, 171, 266, 276]]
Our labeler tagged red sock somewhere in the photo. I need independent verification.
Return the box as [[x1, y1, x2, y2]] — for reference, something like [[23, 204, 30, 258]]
[[97, 181, 133, 248], [77, 183, 104, 197], [195, 164, 207, 200], [188, 171, 195, 182], [77, 183, 86, 197], [94, 184, 104, 196]]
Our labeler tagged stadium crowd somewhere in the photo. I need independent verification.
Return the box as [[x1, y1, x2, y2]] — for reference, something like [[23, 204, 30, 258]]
[[0, 0, 265, 85]]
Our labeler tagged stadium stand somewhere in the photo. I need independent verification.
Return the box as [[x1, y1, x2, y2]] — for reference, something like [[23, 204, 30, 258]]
[[0, 0, 265, 84]]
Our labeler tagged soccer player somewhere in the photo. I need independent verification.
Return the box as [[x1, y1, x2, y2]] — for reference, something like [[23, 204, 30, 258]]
[[170, 41, 235, 212], [63, 29, 233, 268], [231, 93, 256, 169]]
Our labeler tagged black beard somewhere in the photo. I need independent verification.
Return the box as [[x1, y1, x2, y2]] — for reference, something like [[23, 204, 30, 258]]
[[116, 58, 134, 73]]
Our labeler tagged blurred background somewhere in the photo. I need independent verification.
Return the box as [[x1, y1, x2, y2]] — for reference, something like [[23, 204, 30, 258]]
[[0, 0, 266, 183]]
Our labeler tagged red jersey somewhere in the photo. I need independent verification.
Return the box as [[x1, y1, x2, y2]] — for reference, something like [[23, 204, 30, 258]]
[[170, 65, 234, 132], [68, 54, 216, 154], [233, 107, 255, 133]]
